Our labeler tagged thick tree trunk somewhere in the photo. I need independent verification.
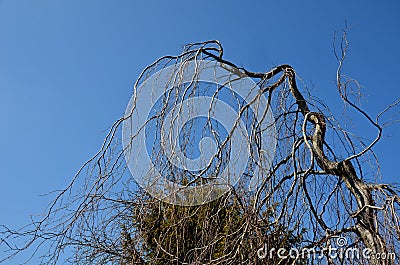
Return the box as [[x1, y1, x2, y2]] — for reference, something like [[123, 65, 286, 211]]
[[285, 68, 388, 264], [307, 112, 387, 265], [220, 59, 390, 264]]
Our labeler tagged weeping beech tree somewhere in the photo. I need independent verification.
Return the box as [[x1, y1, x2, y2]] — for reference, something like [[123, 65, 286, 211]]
[[1, 36, 399, 264]]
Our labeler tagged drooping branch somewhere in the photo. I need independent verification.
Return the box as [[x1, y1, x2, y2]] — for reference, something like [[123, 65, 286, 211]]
[[1, 40, 399, 265], [210, 48, 395, 263]]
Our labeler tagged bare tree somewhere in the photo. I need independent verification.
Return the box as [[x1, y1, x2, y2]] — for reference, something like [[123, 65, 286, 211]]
[[1, 35, 399, 264]]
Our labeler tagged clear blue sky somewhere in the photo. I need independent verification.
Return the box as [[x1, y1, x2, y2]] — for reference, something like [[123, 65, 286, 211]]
[[1, 1, 399, 263]]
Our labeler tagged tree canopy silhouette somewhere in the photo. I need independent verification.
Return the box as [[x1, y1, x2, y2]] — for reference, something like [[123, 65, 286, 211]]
[[1, 36, 399, 264]]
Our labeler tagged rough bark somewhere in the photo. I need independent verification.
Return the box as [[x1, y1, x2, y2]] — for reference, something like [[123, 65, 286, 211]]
[[284, 68, 388, 265]]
